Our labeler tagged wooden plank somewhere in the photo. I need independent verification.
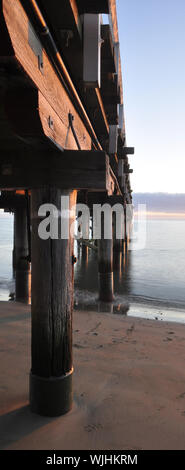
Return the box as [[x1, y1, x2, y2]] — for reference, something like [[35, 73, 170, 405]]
[[109, 0, 124, 108], [35, 1, 109, 142], [109, 0, 119, 42]]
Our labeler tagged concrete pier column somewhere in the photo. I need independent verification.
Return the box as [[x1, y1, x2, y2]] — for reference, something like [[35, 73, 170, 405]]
[[14, 207, 30, 301], [30, 187, 77, 417], [98, 212, 114, 302]]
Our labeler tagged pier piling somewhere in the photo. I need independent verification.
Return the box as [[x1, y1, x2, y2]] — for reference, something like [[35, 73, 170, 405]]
[[30, 187, 77, 417], [98, 213, 114, 302], [13, 207, 30, 302]]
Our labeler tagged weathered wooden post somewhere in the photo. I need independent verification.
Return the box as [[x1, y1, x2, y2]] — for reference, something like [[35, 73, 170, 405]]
[[124, 204, 128, 251], [30, 187, 77, 416], [12, 214, 17, 272], [98, 212, 114, 302], [81, 191, 89, 262], [113, 211, 123, 271], [82, 228, 89, 262], [13, 207, 30, 302]]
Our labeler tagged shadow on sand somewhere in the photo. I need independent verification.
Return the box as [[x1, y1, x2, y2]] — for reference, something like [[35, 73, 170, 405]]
[[0, 405, 56, 449]]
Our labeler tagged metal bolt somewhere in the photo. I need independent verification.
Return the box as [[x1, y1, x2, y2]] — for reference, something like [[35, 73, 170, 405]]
[[48, 116, 54, 130]]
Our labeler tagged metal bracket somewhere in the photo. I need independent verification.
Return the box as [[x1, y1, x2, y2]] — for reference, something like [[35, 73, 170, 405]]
[[28, 22, 44, 74]]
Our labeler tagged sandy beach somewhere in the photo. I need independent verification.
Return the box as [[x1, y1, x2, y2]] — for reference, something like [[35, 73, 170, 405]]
[[1, 301, 185, 450]]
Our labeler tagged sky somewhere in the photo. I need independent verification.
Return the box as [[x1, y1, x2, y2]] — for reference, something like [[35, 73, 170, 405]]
[[116, 0, 185, 193]]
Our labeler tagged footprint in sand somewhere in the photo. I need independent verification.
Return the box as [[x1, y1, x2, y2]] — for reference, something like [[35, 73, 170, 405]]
[[127, 324, 135, 335], [177, 392, 185, 399], [84, 423, 103, 433]]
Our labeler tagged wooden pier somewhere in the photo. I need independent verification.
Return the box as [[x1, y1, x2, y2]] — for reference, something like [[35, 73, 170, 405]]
[[0, 0, 134, 416]]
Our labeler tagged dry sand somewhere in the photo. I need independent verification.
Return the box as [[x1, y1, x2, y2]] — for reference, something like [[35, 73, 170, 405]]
[[1, 300, 185, 450]]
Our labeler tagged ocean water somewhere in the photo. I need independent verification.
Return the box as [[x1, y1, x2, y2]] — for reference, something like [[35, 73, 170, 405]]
[[0, 212, 185, 321], [74, 217, 185, 320], [0, 213, 14, 301]]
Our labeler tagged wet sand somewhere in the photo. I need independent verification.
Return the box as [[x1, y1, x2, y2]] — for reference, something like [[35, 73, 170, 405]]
[[1, 301, 185, 450]]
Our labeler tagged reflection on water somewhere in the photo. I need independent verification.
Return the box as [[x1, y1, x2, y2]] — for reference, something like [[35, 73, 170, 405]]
[[0, 214, 14, 301], [75, 219, 185, 312], [74, 240, 132, 313], [1, 214, 185, 322], [74, 239, 132, 297], [0, 213, 31, 304]]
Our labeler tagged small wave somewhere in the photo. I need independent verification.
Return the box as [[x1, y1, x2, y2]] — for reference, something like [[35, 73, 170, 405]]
[[74, 288, 185, 319], [127, 293, 185, 311]]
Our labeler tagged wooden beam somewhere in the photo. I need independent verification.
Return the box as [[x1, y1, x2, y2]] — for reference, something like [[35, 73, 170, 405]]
[[1, 0, 91, 150], [3, 86, 91, 152], [101, 75, 121, 105], [126, 169, 133, 174], [0, 192, 26, 209], [107, 195, 124, 206], [17, 0, 109, 146], [109, 0, 124, 112], [101, 25, 116, 74], [37, 0, 82, 39], [0, 150, 110, 191], [76, 0, 109, 14], [103, 103, 119, 125], [77, 191, 123, 208], [122, 147, 135, 155]]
